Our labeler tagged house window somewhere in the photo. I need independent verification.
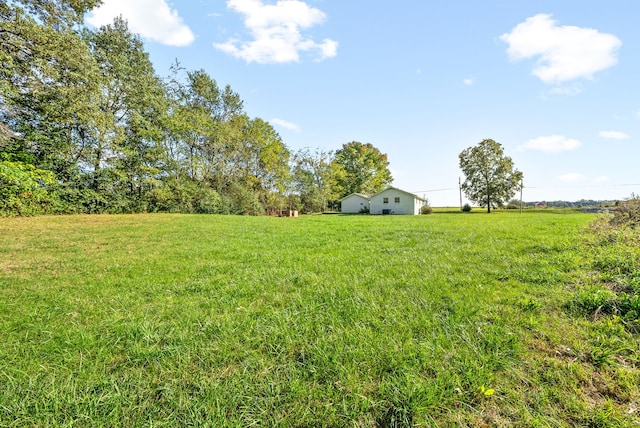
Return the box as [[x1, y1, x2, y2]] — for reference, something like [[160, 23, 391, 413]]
[[383, 197, 389, 204], [394, 197, 400, 203]]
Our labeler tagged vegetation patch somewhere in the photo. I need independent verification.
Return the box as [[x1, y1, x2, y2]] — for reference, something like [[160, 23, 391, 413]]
[[571, 204, 640, 333], [1, 212, 639, 426]]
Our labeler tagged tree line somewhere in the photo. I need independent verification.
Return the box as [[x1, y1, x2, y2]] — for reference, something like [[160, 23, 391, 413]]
[[0, 1, 393, 216]]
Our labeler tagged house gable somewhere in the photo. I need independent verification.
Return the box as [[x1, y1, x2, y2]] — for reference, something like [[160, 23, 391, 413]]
[[369, 187, 425, 215], [340, 193, 370, 214]]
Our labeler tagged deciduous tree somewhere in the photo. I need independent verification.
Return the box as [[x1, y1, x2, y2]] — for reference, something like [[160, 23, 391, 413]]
[[292, 148, 335, 213], [459, 138, 523, 213], [81, 17, 166, 211], [332, 141, 392, 198], [1, 1, 101, 177]]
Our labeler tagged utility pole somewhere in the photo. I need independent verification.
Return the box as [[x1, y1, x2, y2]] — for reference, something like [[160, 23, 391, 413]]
[[459, 177, 463, 211], [520, 178, 523, 214]]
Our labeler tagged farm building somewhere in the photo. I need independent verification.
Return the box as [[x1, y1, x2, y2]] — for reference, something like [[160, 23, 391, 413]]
[[369, 187, 426, 215], [340, 193, 370, 214]]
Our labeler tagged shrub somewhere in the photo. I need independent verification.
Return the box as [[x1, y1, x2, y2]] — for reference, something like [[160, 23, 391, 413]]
[[612, 200, 640, 227], [0, 161, 60, 216], [221, 182, 265, 215], [420, 205, 433, 215], [196, 188, 222, 214], [462, 203, 472, 212], [576, 202, 640, 331], [149, 178, 199, 213]]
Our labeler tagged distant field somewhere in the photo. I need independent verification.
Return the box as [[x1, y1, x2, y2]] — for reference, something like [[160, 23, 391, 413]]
[[1, 212, 638, 426]]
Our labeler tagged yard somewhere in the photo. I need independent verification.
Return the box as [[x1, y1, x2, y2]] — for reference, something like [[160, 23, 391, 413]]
[[0, 212, 638, 426]]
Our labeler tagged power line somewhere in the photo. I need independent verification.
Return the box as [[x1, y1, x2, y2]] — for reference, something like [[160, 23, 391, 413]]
[[523, 183, 640, 190], [411, 188, 456, 193]]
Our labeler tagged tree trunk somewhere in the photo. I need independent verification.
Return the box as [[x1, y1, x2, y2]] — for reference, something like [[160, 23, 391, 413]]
[[487, 189, 491, 213]]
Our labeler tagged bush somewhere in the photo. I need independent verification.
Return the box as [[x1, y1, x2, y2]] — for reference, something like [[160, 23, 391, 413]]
[[612, 200, 640, 227], [462, 203, 472, 212], [196, 188, 222, 214], [420, 205, 433, 215], [221, 182, 264, 215], [576, 202, 640, 331], [149, 178, 199, 213], [0, 161, 60, 216]]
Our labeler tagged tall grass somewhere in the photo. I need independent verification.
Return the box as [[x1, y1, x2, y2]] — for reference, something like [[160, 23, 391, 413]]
[[1, 212, 638, 426]]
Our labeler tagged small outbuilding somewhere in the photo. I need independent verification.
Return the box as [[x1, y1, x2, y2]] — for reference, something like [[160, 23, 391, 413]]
[[340, 193, 370, 214], [369, 187, 426, 215]]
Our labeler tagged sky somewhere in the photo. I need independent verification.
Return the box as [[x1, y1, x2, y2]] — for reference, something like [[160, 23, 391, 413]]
[[85, 0, 640, 206]]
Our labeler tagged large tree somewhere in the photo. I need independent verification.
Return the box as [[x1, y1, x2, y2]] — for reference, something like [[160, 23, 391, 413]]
[[1, 1, 101, 172], [459, 138, 523, 213], [81, 17, 166, 210], [332, 141, 392, 198], [1, 1, 298, 216], [292, 148, 335, 213]]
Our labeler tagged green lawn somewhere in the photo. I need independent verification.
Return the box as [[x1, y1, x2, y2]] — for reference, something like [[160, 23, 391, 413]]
[[1, 212, 638, 426]]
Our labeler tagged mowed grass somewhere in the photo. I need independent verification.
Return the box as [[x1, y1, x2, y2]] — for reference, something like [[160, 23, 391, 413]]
[[1, 212, 638, 426]]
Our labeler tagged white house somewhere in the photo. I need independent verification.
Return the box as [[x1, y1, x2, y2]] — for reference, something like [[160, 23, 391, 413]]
[[369, 187, 426, 215], [340, 193, 370, 214]]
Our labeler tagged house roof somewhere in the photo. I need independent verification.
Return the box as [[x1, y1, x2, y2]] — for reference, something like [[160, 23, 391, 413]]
[[370, 187, 426, 201], [339, 193, 370, 202]]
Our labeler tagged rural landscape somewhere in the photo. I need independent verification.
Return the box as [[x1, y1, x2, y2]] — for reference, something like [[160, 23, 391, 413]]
[[1, 208, 640, 426], [2, 0, 640, 426]]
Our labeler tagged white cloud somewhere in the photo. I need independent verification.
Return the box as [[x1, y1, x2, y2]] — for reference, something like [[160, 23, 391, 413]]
[[214, 0, 338, 64], [595, 176, 609, 183], [271, 118, 301, 132], [549, 84, 583, 96], [500, 14, 621, 84], [599, 130, 630, 140], [86, 0, 195, 46], [519, 135, 582, 153], [558, 173, 587, 182], [463, 78, 474, 86]]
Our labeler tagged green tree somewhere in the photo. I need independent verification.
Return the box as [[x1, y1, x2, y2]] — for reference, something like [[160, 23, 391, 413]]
[[238, 117, 290, 210], [163, 67, 244, 185], [458, 138, 523, 213], [1, 1, 294, 216], [1, 2, 101, 179], [6, 0, 102, 29], [82, 17, 166, 211], [292, 148, 335, 213], [332, 141, 392, 198], [161, 65, 292, 215]]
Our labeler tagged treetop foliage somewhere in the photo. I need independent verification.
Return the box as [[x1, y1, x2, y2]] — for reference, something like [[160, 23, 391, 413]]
[[5, 0, 102, 28], [332, 141, 393, 198], [459, 139, 523, 213], [0, 2, 391, 216]]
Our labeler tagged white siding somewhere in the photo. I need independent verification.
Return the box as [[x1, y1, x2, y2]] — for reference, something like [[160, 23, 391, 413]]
[[340, 194, 369, 213], [370, 188, 423, 215]]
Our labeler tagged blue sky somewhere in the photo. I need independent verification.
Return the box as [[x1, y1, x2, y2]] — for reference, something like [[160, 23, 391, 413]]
[[86, 0, 640, 206]]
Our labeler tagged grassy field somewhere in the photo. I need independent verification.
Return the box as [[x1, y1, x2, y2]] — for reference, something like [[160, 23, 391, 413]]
[[1, 212, 639, 426]]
